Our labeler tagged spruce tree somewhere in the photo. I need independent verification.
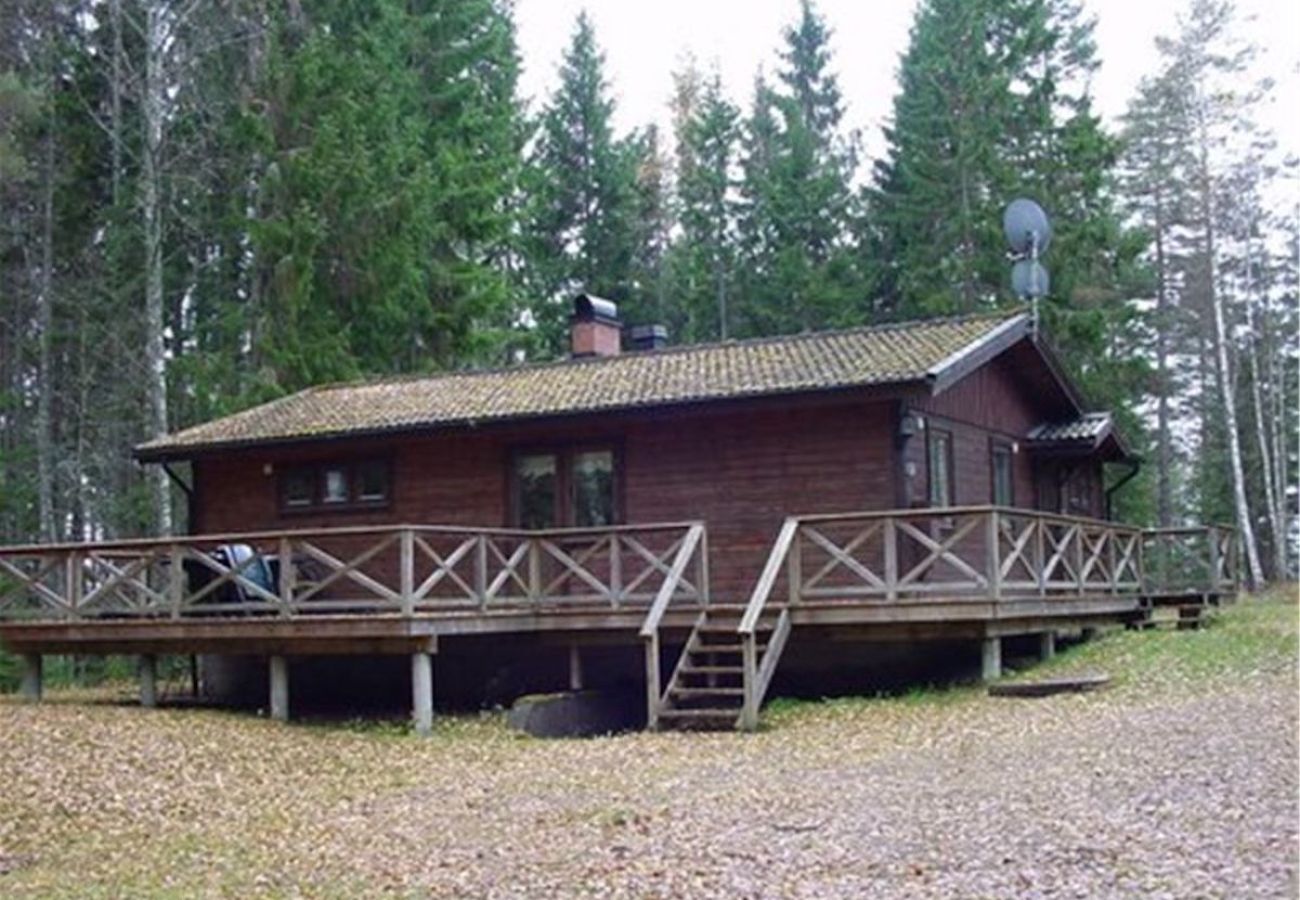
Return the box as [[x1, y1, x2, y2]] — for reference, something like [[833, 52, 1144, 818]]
[[522, 12, 640, 355], [735, 0, 865, 337]]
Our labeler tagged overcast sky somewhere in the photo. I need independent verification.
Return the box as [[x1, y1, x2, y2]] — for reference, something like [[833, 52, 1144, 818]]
[[514, 0, 1299, 165]]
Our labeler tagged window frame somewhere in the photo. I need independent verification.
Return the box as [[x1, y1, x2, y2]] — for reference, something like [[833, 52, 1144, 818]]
[[989, 438, 1015, 507], [926, 427, 955, 509], [277, 457, 393, 515], [507, 442, 624, 529]]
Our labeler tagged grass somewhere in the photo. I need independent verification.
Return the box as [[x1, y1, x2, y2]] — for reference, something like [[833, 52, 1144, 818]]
[[763, 584, 1298, 727]]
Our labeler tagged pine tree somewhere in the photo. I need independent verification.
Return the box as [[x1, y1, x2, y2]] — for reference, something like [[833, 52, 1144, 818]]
[[522, 12, 640, 355], [735, 1, 865, 337], [670, 71, 740, 341]]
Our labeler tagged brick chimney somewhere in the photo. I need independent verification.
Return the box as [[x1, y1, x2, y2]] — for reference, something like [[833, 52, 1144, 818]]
[[571, 294, 621, 358]]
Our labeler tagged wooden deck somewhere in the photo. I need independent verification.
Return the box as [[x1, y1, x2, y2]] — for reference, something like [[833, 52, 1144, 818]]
[[0, 508, 1236, 731]]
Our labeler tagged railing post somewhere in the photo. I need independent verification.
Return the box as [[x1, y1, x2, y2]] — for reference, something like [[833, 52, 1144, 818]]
[[399, 529, 414, 616], [741, 632, 759, 731], [1107, 529, 1118, 596], [1206, 527, 1221, 594], [279, 536, 296, 617], [787, 527, 802, 607], [528, 539, 541, 605], [644, 634, 661, 730], [696, 528, 711, 607], [884, 516, 898, 602], [1073, 524, 1085, 596], [169, 543, 184, 620], [64, 551, 82, 620], [475, 534, 489, 610], [1036, 519, 1047, 597], [1138, 532, 1147, 596], [986, 510, 1001, 602], [609, 534, 622, 608]]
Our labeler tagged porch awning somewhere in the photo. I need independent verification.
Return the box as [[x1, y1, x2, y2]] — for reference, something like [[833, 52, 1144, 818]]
[[1027, 412, 1134, 462]]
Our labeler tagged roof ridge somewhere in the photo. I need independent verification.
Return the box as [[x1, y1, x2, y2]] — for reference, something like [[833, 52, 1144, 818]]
[[307, 306, 1029, 395]]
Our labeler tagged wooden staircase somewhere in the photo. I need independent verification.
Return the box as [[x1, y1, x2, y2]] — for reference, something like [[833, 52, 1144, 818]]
[[653, 602, 792, 731]]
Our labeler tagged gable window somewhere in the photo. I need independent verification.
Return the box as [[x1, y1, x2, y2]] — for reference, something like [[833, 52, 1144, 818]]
[[927, 428, 954, 508], [511, 446, 619, 528], [278, 459, 391, 513], [991, 440, 1014, 507]]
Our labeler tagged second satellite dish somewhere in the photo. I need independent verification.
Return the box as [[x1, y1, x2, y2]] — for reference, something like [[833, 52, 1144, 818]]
[[1003, 198, 1052, 255], [1011, 259, 1050, 299]]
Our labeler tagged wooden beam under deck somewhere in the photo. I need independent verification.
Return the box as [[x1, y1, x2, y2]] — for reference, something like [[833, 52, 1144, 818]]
[[0, 594, 1141, 657]]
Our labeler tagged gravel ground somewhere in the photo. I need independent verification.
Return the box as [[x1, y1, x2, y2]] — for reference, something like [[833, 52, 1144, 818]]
[[1, 597, 1296, 898]]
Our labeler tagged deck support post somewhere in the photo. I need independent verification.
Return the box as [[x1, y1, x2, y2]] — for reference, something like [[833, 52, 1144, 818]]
[[981, 636, 1002, 681], [411, 651, 434, 736], [19, 653, 42, 702], [139, 654, 159, 708], [1038, 631, 1056, 661], [268, 655, 289, 722], [568, 643, 583, 691]]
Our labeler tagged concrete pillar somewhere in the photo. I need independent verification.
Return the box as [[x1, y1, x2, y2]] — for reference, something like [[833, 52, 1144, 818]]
[[139, 654, 159, 708], [411, 652, 434, 736], [981, 636, 1002, 681], [1039, 631, 1056, 661], [568, 643, 584, 691], [19, 654, 42, 702], [269, 655, 289, 722]]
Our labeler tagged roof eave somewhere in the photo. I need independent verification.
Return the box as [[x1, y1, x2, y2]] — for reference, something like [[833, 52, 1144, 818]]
[[925, 313, 1033, 396]]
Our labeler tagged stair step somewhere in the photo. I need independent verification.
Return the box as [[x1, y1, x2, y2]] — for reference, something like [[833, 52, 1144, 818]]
[[680, 664, 743, 675], [690, 642, 747, 653], [659, 708, 740, 721], [669, 686, 745, 698]]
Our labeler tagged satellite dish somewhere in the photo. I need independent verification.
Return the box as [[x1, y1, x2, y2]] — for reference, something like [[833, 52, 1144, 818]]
[[1011, 259, 1050, 299], [1003, 198, 1052, 255]]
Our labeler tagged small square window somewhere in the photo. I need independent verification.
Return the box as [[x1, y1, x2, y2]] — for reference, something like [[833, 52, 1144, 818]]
[[322, 467, 349, 504], [356, 460, 389, 503], [282, 469, 315, 508]]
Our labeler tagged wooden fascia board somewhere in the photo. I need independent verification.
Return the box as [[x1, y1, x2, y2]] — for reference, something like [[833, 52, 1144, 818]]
[[924, 314, 1034, 397]]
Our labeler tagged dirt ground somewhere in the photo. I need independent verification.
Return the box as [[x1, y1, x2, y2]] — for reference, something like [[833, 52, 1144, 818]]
[[1, 593, 1296, 898]]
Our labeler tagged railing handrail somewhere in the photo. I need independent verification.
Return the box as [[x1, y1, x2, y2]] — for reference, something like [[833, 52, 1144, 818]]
[[0, 519, 705, 557], [788, 504, 1146, 535], [638, 523, 706, 639], [739, 517, 799, 636]]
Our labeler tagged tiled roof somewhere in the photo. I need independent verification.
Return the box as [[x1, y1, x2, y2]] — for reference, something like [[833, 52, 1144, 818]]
[[1028, 412, 1113, 444], [138, 312, 1030, 459]]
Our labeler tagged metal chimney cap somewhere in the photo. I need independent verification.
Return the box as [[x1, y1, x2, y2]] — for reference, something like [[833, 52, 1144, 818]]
[[572, 294, 620, 323]]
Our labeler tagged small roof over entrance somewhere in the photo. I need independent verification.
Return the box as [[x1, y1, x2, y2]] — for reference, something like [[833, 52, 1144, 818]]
[[1027, 412, 1133, 462]]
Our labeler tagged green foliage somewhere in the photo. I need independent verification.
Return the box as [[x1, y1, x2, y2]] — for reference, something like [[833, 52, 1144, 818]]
[[521, 12, 645, 355], [734, 1, 869, 337]]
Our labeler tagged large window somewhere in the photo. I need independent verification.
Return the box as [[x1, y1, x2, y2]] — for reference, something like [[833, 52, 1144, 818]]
[[990, 440, 1014, 507], [278, 459, 391, 513], [512, 447, 618, 528], [927, 428, 954, 508]]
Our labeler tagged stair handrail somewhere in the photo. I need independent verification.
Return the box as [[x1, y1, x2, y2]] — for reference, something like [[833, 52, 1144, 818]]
[[738, 517, 799, 636], [637, 522, 706, 640], [638, 522, 707, 730]]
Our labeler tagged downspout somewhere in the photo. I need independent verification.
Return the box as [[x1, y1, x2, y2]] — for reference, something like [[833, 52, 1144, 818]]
[[1104, 459, 1141, 521]]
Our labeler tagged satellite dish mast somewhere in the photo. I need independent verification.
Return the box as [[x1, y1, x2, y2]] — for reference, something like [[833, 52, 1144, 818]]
[[1003, 198, 1052, 333]]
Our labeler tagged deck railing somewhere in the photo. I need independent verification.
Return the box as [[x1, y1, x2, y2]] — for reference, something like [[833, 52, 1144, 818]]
[[1141, 525, 1237, 597], [0, 521, 709, 621]]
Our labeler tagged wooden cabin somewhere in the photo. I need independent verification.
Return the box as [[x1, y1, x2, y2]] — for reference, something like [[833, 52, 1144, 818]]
[[0, 298, 1235, 731]]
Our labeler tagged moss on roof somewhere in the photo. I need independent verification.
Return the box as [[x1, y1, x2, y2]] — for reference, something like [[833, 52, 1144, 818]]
[[138, 311, 1029, 459]]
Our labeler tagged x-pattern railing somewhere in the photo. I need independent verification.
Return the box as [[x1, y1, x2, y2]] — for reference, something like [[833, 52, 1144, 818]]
[[1141, 525, 1237, 596], [0, 521, 709, 621], [748, 506, 1150, 610]]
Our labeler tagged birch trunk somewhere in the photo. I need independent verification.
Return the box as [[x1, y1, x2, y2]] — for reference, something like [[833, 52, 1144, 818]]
[[36, 72, 56, 542], [142, 2, 172, 536], [1195, 101, 1262, 589], [1244, 237, 1283, 579]]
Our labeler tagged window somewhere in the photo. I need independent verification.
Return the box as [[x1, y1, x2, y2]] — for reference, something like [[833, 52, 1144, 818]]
[[278, 459, 390, 513], [927, 428, 954, 508], [991, 440, 1014, 507], [511, 446, 618, 528]]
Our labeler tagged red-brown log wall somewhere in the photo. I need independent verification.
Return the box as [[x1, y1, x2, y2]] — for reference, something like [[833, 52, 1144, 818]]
[[194, 398, 897, 602]]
